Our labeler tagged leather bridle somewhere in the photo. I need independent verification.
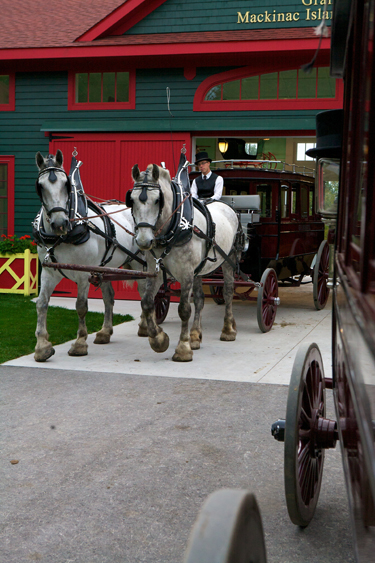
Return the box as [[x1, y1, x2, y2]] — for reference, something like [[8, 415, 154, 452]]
[[36, 166, 72, 222], [127, 178, 164, 232]]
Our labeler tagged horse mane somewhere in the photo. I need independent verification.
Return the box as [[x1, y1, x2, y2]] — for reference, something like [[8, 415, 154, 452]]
[[154, 165, 171, 183]]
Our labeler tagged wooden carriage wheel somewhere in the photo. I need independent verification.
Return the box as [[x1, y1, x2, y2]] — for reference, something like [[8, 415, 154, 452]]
[[154, 286, 170, 324], [257, 268, 279, 333], [184, 489, 267, 563], [313, 240, 330, 310], [209, 285, 225, 305], [284, 343, 328, 527]]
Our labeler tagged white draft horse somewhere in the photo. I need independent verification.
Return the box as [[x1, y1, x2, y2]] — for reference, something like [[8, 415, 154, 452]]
[[33, 150, 146, 362], [128, 163, 242, 362]]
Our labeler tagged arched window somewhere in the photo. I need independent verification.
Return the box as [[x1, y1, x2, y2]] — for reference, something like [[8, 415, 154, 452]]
[[194, 67, 343, 111]]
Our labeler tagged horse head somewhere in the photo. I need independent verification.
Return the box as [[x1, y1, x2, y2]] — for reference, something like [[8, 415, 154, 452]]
[[129, 163, 172, 251], [35, 150, 72, 235]]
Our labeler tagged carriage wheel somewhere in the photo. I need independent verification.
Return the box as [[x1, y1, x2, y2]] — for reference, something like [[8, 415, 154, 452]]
[[284, 343, 326, 527], [184, 489, 267, 563], [154, 287, 170, 325], [209, 285, 225, 305], [257, 268, 279, 333], [313, 240, 330, 310]]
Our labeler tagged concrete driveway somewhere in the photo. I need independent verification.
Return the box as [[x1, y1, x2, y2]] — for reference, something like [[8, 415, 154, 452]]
[[1, 282, 355, 562]]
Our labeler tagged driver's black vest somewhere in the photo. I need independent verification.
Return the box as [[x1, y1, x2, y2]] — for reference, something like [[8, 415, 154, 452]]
[[195, 172, 218, 198]]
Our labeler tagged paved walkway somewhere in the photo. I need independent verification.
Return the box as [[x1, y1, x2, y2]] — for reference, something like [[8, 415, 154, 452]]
[[4, 280, 332, 385]]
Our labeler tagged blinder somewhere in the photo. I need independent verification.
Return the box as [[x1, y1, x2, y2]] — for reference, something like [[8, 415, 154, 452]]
[[125, 189, 133, 208]]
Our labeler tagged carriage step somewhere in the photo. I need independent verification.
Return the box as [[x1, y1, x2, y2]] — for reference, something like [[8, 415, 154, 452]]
[[271, 419, 285, 442]]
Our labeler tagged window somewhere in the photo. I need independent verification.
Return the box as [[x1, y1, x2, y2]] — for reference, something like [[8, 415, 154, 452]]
[[194, 67, 343, 111], [0, 74, 15, 111], [68, 71, 135, 110], [0, 156, 15, 235], [281, 184, 290, 218], [297, 142, 316, 161], [257, 184, 272, 217], [205, 67, 336, 103]]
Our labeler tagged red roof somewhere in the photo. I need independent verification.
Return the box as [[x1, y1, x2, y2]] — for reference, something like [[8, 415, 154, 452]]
[[81, 28, 327, 47], [0, 0, 330, 51], [0, 0, 125, 49]]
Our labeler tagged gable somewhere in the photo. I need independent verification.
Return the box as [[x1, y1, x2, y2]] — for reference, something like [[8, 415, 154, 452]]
[[123, 0, 333, 35], [79, 0, 333, 41]]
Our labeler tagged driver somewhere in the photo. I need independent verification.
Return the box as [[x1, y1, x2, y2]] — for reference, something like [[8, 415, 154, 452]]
[[190, 151, 223, 202]]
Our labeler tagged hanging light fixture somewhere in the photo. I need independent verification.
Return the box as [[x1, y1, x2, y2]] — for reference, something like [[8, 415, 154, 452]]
[[218, 138, 228, 153]]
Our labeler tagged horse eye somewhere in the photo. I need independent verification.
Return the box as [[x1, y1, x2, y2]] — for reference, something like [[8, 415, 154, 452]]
[[155, 198, 159, 205]]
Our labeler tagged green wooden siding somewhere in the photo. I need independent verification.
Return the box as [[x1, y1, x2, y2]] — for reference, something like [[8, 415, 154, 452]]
[[125, 0, 332, 34], [0, 68, 320, 234]]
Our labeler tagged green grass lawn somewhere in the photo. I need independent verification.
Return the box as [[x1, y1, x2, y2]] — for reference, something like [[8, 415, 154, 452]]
[[0, 294, 133, 364]]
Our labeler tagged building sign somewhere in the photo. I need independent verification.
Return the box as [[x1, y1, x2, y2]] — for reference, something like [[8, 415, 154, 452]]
[[237, 0, 332, 26]]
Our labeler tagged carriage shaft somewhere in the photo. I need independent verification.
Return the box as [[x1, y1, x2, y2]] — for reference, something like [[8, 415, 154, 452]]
[[42, 262, 157, 279]]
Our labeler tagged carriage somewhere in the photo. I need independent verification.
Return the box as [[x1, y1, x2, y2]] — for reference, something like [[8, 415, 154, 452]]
[[153, 158, 331, 332], [183, 0, 375, 561]]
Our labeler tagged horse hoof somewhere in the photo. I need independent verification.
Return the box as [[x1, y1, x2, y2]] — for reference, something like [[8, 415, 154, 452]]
[[34, 347, 55, 362], [68, 345, 88, 356], [138, 326, 149, 337], [149, 331, 169, 353], [172, 351, 193, 362], [172, 341, 193, 362], [220, 331, 237, 342], [190, 330, 202, 350], [94, 331, 111, 344]]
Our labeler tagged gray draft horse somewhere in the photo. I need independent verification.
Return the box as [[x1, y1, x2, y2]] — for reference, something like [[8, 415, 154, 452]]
[[33, 150, 148, 362], [128, 163, 242, 362]]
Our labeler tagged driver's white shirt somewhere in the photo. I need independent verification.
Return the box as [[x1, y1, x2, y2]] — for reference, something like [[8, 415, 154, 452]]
[[190, 171, 224, 200]]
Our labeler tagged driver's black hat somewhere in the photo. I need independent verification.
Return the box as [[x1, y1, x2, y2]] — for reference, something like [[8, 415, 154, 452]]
[[305, 109, 343, 159], [195, 151, 212, 164]]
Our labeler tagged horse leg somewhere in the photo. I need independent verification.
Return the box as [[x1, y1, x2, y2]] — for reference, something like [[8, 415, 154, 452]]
[[173, 278, 194, 362], [137, 277, 149, 337], [190, 277, 204, 350], [220, 261, 237, 341], [142, 277, 170, 353], [34, 274, 57, 362], [138, 271, 163, 337], [68, 281, 89, 356], [94, 281, 114, 344]]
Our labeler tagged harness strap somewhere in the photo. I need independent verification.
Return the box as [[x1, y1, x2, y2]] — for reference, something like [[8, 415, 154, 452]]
[[43, 237, 71, 280], [87, 221, 146, 268]]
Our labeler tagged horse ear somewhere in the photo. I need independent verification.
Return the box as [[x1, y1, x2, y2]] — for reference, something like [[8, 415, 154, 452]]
[[36, 152, 44, 170], [132, 164, 140, 181], [56, 149, 63, 168], [152, 164, 159, 182]]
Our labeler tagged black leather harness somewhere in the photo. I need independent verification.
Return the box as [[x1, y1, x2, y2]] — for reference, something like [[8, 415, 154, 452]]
[[33, 156, 146, 279]]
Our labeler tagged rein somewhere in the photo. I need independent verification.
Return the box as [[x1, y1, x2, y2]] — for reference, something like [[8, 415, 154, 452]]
[[74, 195, 135, 237], [154, 193, 191, 237]]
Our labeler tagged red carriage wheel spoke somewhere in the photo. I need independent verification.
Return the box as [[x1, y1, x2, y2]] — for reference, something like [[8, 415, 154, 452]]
[[257, 268, 279, 333], [284, 343, 327, 527], [313, 240, 330, 310]]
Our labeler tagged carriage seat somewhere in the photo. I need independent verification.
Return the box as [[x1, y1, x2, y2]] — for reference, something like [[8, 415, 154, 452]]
[[220, 195, 261, 227], [220, 195, 261, 211]]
